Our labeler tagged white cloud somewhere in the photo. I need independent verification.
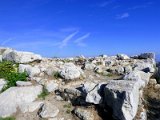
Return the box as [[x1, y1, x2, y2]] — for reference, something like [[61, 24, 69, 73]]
[[74, 33, 90, 47], [116, 13, 130, 19], [98, 0, 114, 7], [1, 38, 14, 46], [128, 2, 153, 10], [129, 5, 147, 10], [59, 31, 78, 48]]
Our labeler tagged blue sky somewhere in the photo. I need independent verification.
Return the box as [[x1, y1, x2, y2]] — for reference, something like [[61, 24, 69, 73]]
[[0, 0, 160, 57]]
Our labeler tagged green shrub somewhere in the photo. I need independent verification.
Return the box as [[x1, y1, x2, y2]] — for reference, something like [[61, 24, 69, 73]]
[[0, 61, 16, 79], [38, 86, 49, 100], [63, 103, 72, 108], [0, 61, 28, 91], [0, 117, 15, 120], [53, 71, 61, 79], [2, 72, 28, 91]]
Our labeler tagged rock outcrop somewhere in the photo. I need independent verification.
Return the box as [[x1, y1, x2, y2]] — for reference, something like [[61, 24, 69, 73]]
[[60, 63, 84, 80], [104, 80, 140, 120], [2, 49, 42, 63], [0, 47, 158, 120], [0, 85, 42, 117]]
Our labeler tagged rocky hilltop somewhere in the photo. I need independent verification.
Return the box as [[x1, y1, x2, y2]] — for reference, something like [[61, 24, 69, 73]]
[[0, 47, 160, 120]]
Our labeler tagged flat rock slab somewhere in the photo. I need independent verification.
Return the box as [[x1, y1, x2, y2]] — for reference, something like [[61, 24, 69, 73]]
[[39, 102, 59, 118], [104, 80, 140, 120], [19, 101, 44, 113], [0, 85, 42, 117], [16, 81, 32, 86]]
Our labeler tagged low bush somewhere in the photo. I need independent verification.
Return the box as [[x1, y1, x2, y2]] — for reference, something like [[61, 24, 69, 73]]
[[0, 61, 16, 78], [0, 61, 28, 91], [2, 72, 28, 91], [53, 71, 61, 79]]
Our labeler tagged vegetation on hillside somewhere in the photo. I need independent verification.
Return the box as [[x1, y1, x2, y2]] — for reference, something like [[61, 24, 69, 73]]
[[0, 61, 28, 91]]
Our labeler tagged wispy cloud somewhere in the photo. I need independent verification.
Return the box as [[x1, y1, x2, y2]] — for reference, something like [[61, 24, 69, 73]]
[[0, 28, 90, 50], [128, 2, 153, 10], [74, 33, 90, 47], [1, 38, 14, 46], [129, 5, 147, 10], [96, 0, 114, 7], [116, 13, 130, 19], [59, 31, 78, 48]]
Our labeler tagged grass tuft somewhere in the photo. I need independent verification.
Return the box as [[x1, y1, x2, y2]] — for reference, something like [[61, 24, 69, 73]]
[[38, 86, 49, 100]]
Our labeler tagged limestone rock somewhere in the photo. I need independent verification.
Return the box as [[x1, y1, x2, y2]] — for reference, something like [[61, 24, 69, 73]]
[[73, 107, 95, 120], [45, 80, 58, 92], [0, 55, 2, 62], [124, 70, 151, 87], [117, 54, 130, 60], [82, 82, 97, 94], [104, 80, 140, 120], [60, 63, 83, 80], [115, 66, 125, 75], [94, 66, 103, 74], [19, 101, 44, 113], [0, 85, 42, 117], [39, 102, 59, 118], [82, 82, 106, 104], [19, 64, 40, 77], [124, 65, 132, 74], [16, 81, 32, 86], [138, 53, 155, 59], [84, 63, 96, 70], [0, 79, 6, 91], [133, 60, 155, 73], [2, 50, 42, 63]]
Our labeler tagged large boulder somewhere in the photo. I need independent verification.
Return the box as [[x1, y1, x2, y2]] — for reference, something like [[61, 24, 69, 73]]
[[60, 63, 83, 80], [124, 70, 151, 87], [0, 85, 42, 117], [117, 54, 130, 60], [81, 81, 107, 104], [85, 83, 105, 104], [19, 64, 41, 77], [133, 60, 156, 73], [104, 80, 140, 120], [84, 62, 96, 70], [2, 50, 42, 63], [138, 53, 155, 59], [0, 47, 12, 55]]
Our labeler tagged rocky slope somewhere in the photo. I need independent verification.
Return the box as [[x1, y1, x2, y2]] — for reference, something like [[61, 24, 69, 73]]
[[0, 47, 159, 120]]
